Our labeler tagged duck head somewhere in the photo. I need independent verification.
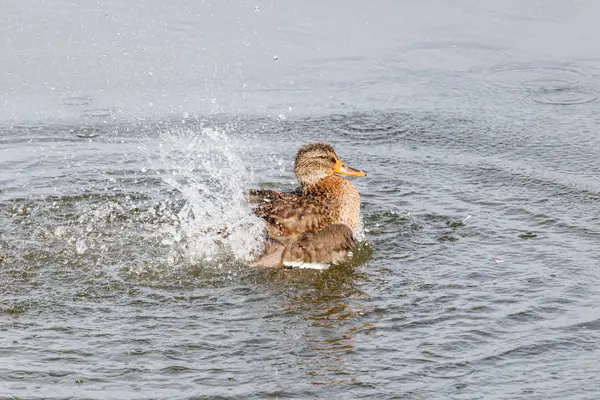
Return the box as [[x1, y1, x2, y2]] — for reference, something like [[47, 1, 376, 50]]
[[294, 143, 366, 188]]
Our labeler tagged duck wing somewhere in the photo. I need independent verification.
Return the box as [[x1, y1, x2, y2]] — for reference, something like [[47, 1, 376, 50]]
[[250, 223, 356, 268], [248, 188, 301, 204], [283, 223, 356, 265], [248, 188, 334, 239]]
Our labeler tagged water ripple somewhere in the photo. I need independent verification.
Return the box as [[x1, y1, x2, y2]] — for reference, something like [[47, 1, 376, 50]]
[[383, 41, 508, 73], [484, 62, 599, 105], [2, 110, 600, 399]]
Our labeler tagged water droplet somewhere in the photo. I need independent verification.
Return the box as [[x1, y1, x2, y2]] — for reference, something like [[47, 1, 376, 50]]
[[75, 240, 88, 254]]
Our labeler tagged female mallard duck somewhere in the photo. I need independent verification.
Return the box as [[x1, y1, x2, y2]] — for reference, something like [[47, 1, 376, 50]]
[[249, 143, 366, 268]]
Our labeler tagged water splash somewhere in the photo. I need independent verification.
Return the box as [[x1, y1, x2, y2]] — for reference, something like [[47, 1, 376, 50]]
[[0, 125, 268, 281], [152, 126, 266, 266]]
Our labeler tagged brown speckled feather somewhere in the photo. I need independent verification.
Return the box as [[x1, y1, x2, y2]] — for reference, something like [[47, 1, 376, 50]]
[[249, 188, 335, 241], [283, 224, 356, 264]]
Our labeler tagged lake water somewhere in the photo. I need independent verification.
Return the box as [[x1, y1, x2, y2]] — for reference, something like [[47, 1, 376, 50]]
[[1, 1, 600, 399]]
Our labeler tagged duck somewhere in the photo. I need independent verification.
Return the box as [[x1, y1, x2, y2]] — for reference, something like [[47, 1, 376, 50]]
[[249, 143, 366, 269]]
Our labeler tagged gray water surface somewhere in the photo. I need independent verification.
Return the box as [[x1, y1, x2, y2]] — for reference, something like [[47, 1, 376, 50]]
[[2, 1, 600, 399]]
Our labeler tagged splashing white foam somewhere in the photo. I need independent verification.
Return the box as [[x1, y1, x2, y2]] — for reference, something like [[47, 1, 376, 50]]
[[155, 127, 265, 265]]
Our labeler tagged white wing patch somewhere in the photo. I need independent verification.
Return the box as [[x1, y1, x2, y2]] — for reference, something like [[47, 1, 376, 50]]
[[283, 261, 330, 270]]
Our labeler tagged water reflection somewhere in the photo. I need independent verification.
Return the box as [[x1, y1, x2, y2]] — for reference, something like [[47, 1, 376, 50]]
[[248, 244, 376, 386]]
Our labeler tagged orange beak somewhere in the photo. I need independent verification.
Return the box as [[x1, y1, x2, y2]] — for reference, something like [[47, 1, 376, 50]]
[[333, 159, 366, 177]]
